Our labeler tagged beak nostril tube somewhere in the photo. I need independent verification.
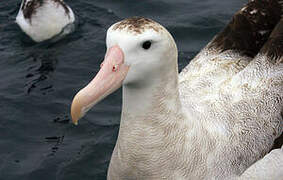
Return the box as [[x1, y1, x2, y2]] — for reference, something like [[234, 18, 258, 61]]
[[70, 45, 128, 124], [112, 65, 119, 72]]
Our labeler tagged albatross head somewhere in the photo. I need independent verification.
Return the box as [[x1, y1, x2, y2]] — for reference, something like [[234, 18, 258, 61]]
[[71, 17, 177, 125]]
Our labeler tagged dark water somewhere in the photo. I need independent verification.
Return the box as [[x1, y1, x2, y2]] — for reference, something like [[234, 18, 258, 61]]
[[0, 0, 246, 179]]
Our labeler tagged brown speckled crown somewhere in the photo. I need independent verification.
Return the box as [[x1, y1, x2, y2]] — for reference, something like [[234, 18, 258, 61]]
[[112, 17, 164, 34], [208, 0, 283, 59], [22, 0, 70, 23]]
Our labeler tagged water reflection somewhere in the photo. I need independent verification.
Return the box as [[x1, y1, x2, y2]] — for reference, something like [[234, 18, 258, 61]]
[[24, 50, 57, 95]]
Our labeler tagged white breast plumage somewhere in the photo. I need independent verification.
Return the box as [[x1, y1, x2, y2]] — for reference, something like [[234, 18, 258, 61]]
[[70, 0, 283, 179], [16, 0, 75, 42]]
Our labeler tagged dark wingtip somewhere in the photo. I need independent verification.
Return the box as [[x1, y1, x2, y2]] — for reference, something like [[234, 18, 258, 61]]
[[22, 0, 71, 23], [208, 0, 282, 58], [22, 0, 42, 21], [259, 0, 283, 63], [260, 19, 283, 64], [271, 133, 283, 151]]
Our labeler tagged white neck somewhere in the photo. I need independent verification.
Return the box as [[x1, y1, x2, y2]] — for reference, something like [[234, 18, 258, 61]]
[[108, 58, 195, 178], [121, 58, 183, 127]]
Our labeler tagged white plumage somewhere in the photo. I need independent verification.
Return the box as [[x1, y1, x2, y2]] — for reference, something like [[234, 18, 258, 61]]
[[105, 22, 283, 179], [16, 0, 75, 42], [70, 0, 283, 179], [239, 147, 283, 180]]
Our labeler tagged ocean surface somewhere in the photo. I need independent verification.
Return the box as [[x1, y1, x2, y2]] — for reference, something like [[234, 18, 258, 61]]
[[0, 0, 246, 179]]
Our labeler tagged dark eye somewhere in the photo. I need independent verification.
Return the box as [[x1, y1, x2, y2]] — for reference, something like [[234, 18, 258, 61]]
[[142, 41, 152, 50]]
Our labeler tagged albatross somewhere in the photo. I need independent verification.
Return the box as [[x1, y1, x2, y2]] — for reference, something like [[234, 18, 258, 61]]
[[16, 0, 75, 42], [71, 0, 283, 179]]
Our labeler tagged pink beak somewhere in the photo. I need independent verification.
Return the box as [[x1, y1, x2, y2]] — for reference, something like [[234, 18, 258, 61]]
[[71, 45, 129, 125]]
